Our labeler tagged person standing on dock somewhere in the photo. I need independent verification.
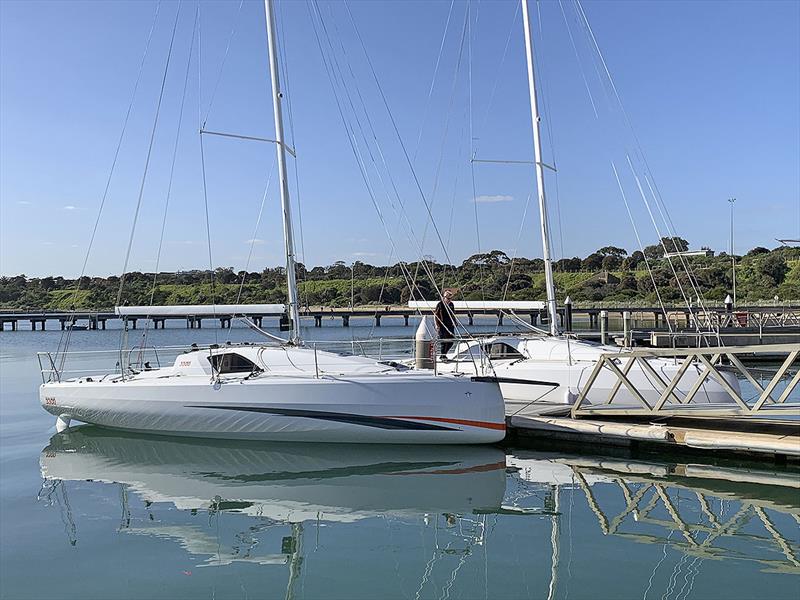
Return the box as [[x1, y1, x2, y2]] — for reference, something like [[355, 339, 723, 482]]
[[434, 289, 457, 358]]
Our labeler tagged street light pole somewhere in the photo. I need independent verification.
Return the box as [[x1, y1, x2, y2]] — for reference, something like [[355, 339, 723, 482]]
[[350, 263, 355, 310], [728, 197, 736, 307]]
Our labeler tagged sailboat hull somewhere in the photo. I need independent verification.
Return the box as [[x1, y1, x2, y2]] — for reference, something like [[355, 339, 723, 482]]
[[40, 373, 505, 444]]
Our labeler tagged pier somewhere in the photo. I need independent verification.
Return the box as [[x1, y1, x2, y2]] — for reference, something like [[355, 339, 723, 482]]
[[4, 303, 800, 350], [3, 303, 800, 345]]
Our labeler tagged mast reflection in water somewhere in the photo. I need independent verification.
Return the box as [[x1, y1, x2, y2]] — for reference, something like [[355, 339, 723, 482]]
[[39, 428, 799, 599]]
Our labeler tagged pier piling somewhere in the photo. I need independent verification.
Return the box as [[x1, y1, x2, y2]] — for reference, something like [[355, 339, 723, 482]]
[[600, 310, 609, 345]]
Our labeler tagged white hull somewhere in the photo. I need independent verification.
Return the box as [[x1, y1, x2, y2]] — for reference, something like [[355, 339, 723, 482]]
[[436, 336, 740, 416], [40, 345, 505, 444]]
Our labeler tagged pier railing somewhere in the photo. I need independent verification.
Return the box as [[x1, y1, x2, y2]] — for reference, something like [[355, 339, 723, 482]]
[[691, 309, 800, 329], [571, 343, 800, 418]]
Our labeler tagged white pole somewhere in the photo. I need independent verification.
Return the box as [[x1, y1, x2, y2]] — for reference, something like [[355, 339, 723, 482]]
[[521, 0, 558, 336], [264, 0, 301, 344], [728, 197, 736, 307]]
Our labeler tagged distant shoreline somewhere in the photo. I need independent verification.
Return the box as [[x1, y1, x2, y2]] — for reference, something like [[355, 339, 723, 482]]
[[2, 243, 799, 310]]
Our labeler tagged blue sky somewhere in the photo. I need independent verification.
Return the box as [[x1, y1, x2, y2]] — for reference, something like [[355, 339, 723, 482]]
[[1, 0, 798, 277]]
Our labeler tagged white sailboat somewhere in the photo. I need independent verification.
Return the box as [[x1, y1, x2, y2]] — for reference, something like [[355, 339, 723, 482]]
[[39, 0, 505, 444], [429, 0, 739, 414]]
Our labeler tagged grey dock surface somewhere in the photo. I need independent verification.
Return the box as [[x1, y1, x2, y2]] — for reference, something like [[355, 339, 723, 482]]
[[507, 413, 800, 460]]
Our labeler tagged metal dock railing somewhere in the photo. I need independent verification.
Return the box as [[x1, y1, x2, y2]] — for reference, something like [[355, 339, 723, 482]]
[[571, 343, 800, 419]]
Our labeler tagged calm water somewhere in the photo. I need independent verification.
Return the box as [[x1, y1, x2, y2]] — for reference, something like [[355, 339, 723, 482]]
[[1, 321, 799, 599]]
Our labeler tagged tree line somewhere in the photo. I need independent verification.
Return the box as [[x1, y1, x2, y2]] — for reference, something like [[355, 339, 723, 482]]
[[2, 239, 798, 310]]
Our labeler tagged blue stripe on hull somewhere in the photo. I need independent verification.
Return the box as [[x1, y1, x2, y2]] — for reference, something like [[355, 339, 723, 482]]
[[185, 405, 457, 431]]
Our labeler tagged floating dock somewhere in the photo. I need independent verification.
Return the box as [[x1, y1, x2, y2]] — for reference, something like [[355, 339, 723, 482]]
[[507, 414, 800, 460], [508, 343, 800, 461]]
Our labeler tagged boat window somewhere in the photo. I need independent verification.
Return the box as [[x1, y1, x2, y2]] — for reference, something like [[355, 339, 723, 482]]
[[486, 342, 524, 360], [208, 353, 260, 374]]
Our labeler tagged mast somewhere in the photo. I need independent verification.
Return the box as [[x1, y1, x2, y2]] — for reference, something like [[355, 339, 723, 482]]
[[264, 0, 301, 344], [521, 0, 559, 336]]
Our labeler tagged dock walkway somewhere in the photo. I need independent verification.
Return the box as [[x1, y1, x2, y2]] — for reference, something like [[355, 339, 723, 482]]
[[508, 414, 800, 459]]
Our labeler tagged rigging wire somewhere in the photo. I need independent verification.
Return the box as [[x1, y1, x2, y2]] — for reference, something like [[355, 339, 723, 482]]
[[305, 1, 417, 302], [277, 0, 309, 311], [495, 192, 535, 335], [197, 0, 219, 346], [56, 1, 162, 365], [115, 1, 182, 322], [382, 3, 470, 310], [467, 0, 488, 309], [141, 4, 200, 355], [366, 246, 396, 340], [477, 1, 520, 136], [342, 0, 464, 282], [316, 1, 446, 306], [316, 0, 426, 320], [643, 171, 712, 316], [333, 1, 473, 341], [201, 0, 244, 128], [534, 0, 566, 266], [235, 159, 277, 305], [412, 0, 457, 163], [339, 1, 490, 362], [443, 112, 470, 288], [325, 0, 438, 298], [570, 0, 702, 332], [408, 4, 470, 300], [310, 1, 484, 361], [611, 162, 671, 326], [557, 0, 597, 118], [625, 154, 693, 334], [573, 0, 712, 330]]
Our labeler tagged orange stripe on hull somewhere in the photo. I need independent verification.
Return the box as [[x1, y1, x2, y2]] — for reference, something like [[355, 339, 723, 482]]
[[384, 415, 506, 431]]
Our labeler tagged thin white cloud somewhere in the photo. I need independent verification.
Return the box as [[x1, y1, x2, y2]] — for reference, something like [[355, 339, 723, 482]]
[[168, 240, 198, 245], [42, 241, 55, 245], [16, 200, 32, 206], [352, 251, 380, 258], [473, 194, 513, 204], [244, 238, 265, 245], [62, 205, 78, 210]]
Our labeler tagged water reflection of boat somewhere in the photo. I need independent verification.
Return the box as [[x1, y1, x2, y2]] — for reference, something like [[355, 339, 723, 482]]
[[40, 427, 506, 523], [38, 428, 800, 596], [40, 427, 507, 584]]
